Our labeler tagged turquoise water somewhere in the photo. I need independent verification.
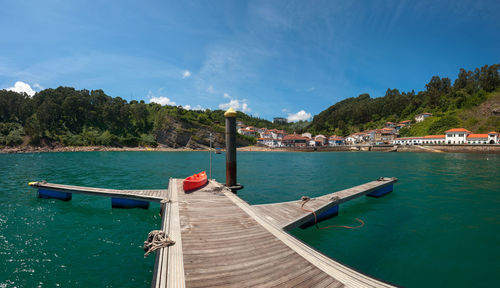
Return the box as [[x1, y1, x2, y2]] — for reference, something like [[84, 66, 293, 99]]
[[0, 151, 498, 287]]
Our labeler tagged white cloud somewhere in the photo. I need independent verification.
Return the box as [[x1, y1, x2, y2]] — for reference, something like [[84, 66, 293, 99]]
[[183, 104, 204, 111], [218, 94, 251, 113], [150, 96, 176, 106], [6, 81, 36, 96], [147, 90, 176, 106], [281, 108, 288, 113], [182, 70, 191, 79], [287, 110, 312, 122]]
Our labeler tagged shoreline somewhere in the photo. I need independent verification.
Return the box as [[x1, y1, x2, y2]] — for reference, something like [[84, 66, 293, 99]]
[[1, 144, 500, 154]]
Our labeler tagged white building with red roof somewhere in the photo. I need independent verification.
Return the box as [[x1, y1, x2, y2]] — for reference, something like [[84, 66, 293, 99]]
[[328, 135, 345, 146], [445, 128, 471, 144], [282, 134, 307, 147], [487, 131, 499, 144]]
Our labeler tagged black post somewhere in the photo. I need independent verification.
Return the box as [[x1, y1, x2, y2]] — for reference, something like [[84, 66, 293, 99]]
[[225, 108, 237, 188]]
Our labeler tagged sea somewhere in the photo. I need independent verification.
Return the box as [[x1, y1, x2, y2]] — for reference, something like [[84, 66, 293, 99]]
[[0, 151, 498, 287]]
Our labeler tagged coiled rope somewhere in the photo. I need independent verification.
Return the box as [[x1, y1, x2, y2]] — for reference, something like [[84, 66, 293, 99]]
[[143, 230, 175, 257], [300, 195, 364, 230]]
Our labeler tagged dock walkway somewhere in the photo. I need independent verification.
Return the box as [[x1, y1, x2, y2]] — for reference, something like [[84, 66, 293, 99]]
[[152, 179, 396, 288]]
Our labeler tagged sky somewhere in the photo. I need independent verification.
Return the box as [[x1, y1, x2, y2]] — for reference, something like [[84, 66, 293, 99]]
[[1, 0, 499, 122]]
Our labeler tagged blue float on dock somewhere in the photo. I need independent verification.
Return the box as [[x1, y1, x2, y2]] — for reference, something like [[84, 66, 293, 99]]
[[111, 198, 150, 209], [299, 205, 339, 229], [367, 184, 393, 197], [38, 188, 72, 201]]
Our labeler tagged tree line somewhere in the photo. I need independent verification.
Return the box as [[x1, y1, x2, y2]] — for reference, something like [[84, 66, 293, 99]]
[[0, 87, 285, 147]]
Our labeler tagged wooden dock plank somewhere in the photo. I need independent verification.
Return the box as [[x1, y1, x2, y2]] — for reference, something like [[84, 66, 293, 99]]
[[252, 178, 397, 230]]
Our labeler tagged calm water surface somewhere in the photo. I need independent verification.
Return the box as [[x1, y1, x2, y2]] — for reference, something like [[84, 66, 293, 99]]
[[0, 151, 498, 287]]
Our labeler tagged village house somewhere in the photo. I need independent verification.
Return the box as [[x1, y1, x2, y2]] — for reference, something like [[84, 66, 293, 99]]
[[399, 120, 411, 127], [257, 138, 282, 147], [380, 128, 396, 144], [314, 135, 327, 146], [260, 130, 273, 139], [385, 122, 396, 128], [350, 132, 366, 144], [257, 128, 268, 135], [344, 135, 356, 145], [282, 134, 307, 148], [269, 129, 286, 140], [301, 132, 312, 139], [238, 127, 257, 137], [415, 113, 432, 123], [328, 135, 344, 146]]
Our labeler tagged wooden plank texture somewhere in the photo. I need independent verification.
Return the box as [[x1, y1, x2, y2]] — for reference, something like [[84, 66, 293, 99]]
[[174, 179, 345, 288]]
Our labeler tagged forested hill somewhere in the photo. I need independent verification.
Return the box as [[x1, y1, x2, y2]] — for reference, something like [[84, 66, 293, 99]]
[[309, 64, 500, 136], [0, 87, 284, 148]]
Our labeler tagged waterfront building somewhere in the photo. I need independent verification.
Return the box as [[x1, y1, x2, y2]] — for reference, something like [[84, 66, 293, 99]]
[[393, 137, 423, 145], [466, 134, 489, 144], [415, 113, 432, 123], [257, 138, 282, 147], [282, 134, 307, 147], [314, 135, 327, 146], [301, 132, 312, 139], [488, 131, 499, 144], [328, 135, 344, 146], [422, 135, 446, 144], [445, 128, 471, 144]]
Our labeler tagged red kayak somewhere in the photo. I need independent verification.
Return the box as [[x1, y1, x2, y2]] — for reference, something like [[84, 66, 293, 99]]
[[183, 171, 208, 192]]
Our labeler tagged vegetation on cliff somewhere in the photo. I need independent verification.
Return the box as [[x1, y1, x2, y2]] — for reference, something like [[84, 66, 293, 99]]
[[309, 64, 500, 136]]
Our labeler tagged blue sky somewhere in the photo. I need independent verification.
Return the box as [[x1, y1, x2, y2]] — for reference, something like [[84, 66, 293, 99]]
[[1, 0, 499, 121]]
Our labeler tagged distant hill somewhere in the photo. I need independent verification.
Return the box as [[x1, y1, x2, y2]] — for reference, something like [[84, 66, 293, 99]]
[[0, 87, 289, 149], [308, 64, 500, 136]]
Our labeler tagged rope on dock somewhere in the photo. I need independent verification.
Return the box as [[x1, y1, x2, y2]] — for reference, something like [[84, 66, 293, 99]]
[[143, 230, 175, 257], [299, 195, 364, 230]]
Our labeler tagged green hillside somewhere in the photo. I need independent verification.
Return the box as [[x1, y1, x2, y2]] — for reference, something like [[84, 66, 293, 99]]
[[309, 64, 500, 136], [0, 87, 287, 148]]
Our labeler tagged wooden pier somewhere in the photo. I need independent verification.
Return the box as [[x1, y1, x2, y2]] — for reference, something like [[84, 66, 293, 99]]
[[253, 177, 397, 230], [30, 178, 398, 288]]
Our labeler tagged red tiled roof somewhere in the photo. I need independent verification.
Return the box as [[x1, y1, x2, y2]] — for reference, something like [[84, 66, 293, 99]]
[[445, 128, 471, 133], [467, 134, 488, 139], [283, 134, 307, 140], [424, 135, 445, 139], [488, 131, 499, 135]]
